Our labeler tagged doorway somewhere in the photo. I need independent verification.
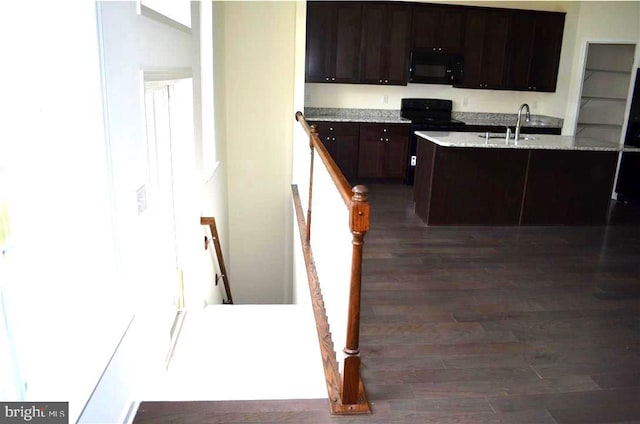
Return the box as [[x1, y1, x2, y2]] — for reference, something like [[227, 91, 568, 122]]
[[576, 43, 636, 143], [143, 75, 194, 364]]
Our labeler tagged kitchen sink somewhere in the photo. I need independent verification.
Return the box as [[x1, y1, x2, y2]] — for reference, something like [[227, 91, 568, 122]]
[[476, 133, 537, 141]]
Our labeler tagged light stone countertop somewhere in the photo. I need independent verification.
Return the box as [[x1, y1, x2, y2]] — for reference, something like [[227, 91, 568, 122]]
[[304, 108, 410, 124], [453, 112, 563, 129], [416, 131, 640, 152], [303, 108, 563, 128]]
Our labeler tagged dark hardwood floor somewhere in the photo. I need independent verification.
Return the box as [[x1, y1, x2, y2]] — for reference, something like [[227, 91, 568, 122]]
[[135, 184, 640, 424]]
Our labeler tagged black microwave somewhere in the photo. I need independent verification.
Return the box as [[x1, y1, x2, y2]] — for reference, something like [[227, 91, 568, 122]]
[[409, 51, 464, 85]]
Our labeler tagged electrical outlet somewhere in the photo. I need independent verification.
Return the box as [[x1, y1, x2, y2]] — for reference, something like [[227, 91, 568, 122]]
[[462, 96, 469, 107], [382, 95, 389, 105], [410, 155, 417, 166]]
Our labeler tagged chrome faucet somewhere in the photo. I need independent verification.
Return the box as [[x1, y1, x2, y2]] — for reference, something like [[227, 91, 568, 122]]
[[515, 103, 530, 141]]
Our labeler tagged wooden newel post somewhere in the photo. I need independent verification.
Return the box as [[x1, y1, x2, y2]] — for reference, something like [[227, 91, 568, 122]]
[[306, 125, 318, 243], [342, 185, 370, 406]]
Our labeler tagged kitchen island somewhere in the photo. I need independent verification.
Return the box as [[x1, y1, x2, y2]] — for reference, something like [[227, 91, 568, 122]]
[[414, 131, 640, 225]]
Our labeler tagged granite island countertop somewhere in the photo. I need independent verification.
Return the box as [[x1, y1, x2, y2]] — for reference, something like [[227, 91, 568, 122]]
[[416, 131, 640, 152], [452, 112, 563, 129]]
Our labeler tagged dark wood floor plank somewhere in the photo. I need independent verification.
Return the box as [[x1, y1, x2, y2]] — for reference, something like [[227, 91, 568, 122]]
[[591, 372, 640, 389], [135, 184, 640, 423]]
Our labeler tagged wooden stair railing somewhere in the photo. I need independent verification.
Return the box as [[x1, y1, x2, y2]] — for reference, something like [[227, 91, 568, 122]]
[[294, 111, 371, 414], [201, 217, 233, 304]]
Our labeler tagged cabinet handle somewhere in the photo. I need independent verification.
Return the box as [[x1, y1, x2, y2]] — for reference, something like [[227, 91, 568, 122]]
[[438, 47, 442, 51], [432, 47, 436, 51], [379, 137, 384, 141], [329, 127, 333, 131], [383, 128, 387, 132], [384, 79, 389, 83], [331, 77, 335, 81], [379, 79, 383, 83], [325, 77, 329, 81], [385, 138, 390, 142], [332, 137, 336, 141]]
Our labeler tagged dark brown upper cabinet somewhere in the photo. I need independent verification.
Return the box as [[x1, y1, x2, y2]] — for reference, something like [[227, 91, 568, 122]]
[[505, 11, 565, 92], [305, 2, 362, 83], [359, 3, 411, 85], [458, 8, 510, 89], [527, 13, 565, 92], [305, 2, 565, 92], [410, 4, 466, 54]]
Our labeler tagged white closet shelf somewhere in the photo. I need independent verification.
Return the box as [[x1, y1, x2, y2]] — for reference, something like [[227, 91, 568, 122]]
[[577, 123, 623, 128], [585, 68, 632, 75], [581, 95, 628, 101]]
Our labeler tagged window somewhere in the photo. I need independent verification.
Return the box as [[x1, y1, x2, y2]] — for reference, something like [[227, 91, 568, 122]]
[[140, 0, 191, 31]]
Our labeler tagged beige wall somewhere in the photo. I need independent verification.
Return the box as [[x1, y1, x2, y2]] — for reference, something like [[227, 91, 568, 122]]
[[304, 1, 640, 135], [218, 1, 297, 303]]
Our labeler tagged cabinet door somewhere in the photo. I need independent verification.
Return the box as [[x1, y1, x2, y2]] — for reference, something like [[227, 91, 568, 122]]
[[359, 3, 410, 85], [384, 5, 411, 84], [305, 2, 361, 83], [480, 10, 509, 88], [505, 11, 536, 90], [460, 10, 485, 88], [359, 3, 385, 84], [332, 135, 359, 179], [357, 135, 382, 178], [305, 2, 333, 83], [383, 135, 409, 179], [528, 13, 564, 92], [333, 2, 362, 83], [313, 122, 360, 179], [460, 9, 509, 89], [411, 5, 465, 54]]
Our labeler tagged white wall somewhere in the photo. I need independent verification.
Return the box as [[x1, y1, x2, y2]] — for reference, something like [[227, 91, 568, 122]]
[[0, 1, 126, 422], [304, 1, 640, 135], [220, 1, 297, 304], [196, 0, 230, 305], [80, 2, 231, 422]]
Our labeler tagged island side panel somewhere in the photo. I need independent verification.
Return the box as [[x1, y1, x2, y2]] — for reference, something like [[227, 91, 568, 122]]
[[414, 139, 437, 223], [522, 150, 618, 225], [427, 145, 529, 225]]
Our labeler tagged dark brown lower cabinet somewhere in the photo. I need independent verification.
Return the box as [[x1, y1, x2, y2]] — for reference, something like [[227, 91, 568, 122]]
[[414, 139, 618, 225], [358, 124, 409, 179], [312, 121, 360, 180]]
